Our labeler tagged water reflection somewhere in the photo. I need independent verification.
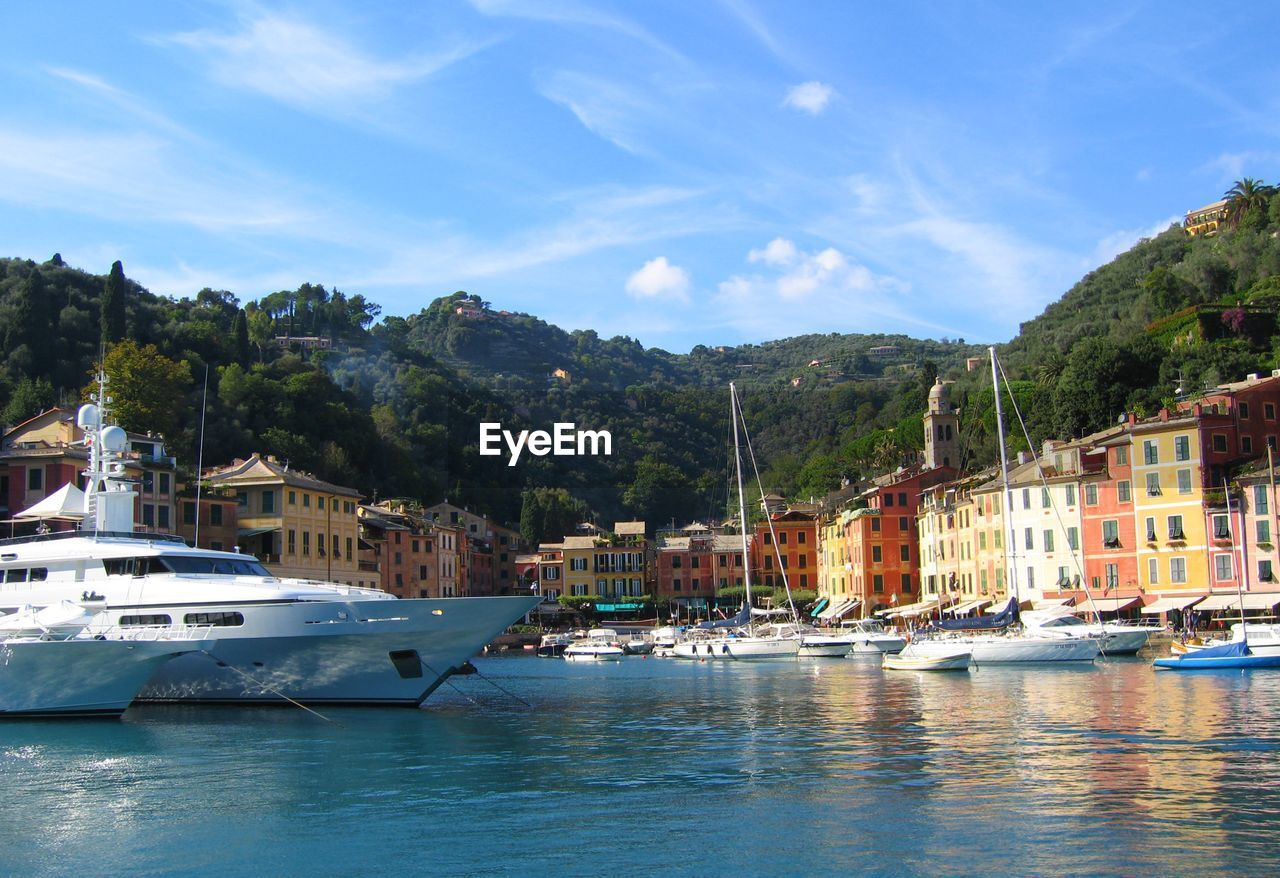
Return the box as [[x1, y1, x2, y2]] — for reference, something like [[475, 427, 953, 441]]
[[2, 656, 1280, 876]]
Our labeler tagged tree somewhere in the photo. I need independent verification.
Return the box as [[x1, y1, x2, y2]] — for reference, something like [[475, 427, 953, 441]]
[[231, 309, 251, 365], [520, 487, 586, 547], [622, 456, 696, 525], [100, 260, 128, 343], [88, 340, 190, 439], [1223, 178, 1276, 228], [1, 376, 55, 425]]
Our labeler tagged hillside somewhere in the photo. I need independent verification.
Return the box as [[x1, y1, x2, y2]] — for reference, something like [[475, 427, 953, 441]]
[[1, 180, 1278, 530]]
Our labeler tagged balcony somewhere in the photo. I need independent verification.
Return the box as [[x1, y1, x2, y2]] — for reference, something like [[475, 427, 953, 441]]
[[358, 560, 380, 572], [256, 553, 281, 564]]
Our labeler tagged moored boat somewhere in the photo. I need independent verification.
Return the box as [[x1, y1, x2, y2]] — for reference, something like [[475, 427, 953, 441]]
[[1153, 640, 1280, 670], [563, 629, 625, 661], [840, 618, 907, 654], [882, 644, 971, 671]]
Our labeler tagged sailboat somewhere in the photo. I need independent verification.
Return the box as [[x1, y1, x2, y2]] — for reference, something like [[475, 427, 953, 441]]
[[1154, 479, 1280, 670], [891, 348, 1101, 665], [672, 384, 799, 660]]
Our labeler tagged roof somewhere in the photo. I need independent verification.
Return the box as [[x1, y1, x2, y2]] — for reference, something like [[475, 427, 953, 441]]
[[205, 453, 361, 498], [613, 521, 646, 535], [660, 537, 691, 550], [561, 536, 599, 550]]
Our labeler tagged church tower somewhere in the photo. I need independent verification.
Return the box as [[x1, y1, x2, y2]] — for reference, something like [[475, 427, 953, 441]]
[[923, 377, 959, 469]]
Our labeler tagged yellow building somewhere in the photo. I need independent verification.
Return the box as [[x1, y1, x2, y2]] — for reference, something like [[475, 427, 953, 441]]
[[1184, 199, 1229, 237], [1130, 416, 1212, 594], [557, 521, 649, 599], [817, 513, 851, 603], [204, 453, 363, 587], [970, 478, 1007, 604]]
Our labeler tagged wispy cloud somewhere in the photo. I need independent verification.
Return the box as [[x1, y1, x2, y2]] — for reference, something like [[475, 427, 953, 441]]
[[1091, 215, 1180, 266], [625, 256, 690, 301], [783, 81, 834, 115], [45, 67, 203, 144], [468, 0, 685, 61], [538, 71, 655, 155], [152, 10, 487, 117]]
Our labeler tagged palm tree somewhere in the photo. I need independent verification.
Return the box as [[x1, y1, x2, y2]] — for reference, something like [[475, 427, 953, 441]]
[[1223, 177, 1276, 227]]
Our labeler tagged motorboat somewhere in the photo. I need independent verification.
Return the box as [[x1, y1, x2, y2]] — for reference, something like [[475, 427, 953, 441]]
[[1154, 639, 1280, 670], [563, 629, 625, 661], [650, 626, 681, 656], [1020, 607, 1155, 655], [1171, 623, 1280, 657], [536, 632, 573, 657], [882, 644, 971, 671], [0, 382, 540, 707], [756, 622, 852, 657], [840, 618, 907, 654], [0, 612, 212, 718], [672, 627, 800, 660]]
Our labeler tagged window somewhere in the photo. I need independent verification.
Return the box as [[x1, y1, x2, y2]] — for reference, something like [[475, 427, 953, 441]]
[[797, 556, 806, 569], [262, 490, 275, 513], [1146, 473, 1161, 496], [317, 532, 325, 557], [797, 531, 807, 544], [1143, 440, 1158, 465], [1145, 517, 1156, 542], [871, 546, 882, 563], [1024, 528, 1033, 551], [872, 574, 883, 593], [1243, 436, 1254, 454], [1212, 514, 1230, 540], [1148, 557, 1159, 585], [236, 491, 247, 508], [1214, 554, 1234, 581], [1170, 557, 1187, 584], [1105, 564, 1119, 589], [159, 473, 171, 495], [779, 532, 788, 545], [1240, 402, 1251, 419], [884, 493, 894, 508], [1167, 515, 1185, 540], [900, 544, 910, 562], [1115, 446, 1128, 465], [1255, 485, 1270, 515], [1022, 488, 1031, 509], [184, 611, 245, 627], [1174, 435, 1190, 461], [1065, 485, 1076, 507], [871, 518, 881, 533], [119, 614, 172, 627], [1102, 520, 1119, 547], [210, 505, 223, 526], [1176, 469, 1192, 494], [1057, 566, 1070, 588], [979, 532, 987, 550], [303, 494, 311, 508], [302, 531, 310, 556], [1117, 481, 1131, 503], [333, 534, 340, 558], [1260, 560, 1275, 583], [1212, 434, 1228, 453], [1043, 530, 1054, 552], [288, 530, 296, 554], [27, 467, 42, 491], [898, 492, 907, 506], [1042, 488, 1051, 508], [183, 502, 196, 526], [899, 516, 909, 531], [1068, 527, 1079, 551], [158, 506, 170, 529], [318, 496, 326, 511], [901, 573, 912, 593], [288, 490, 297, 505], [143, 472, 155, 493], [1267, 403, 1277, 421], [142, 504, 155, 526], [1026, 567, 1035, 590], [1258, 520, 1272, 544]]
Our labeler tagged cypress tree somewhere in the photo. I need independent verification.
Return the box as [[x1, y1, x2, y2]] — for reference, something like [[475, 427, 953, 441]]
[[232, 308, 251, 365], [100, 260, 128, 343]]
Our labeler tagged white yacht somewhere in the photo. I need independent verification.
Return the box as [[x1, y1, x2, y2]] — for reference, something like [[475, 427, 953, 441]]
[[562, 629, 625, 661], [840, 618, 907, 654], [0, 388, 540, 707], [0, 607, 212, 717], [1021, 606, 1159, 655]]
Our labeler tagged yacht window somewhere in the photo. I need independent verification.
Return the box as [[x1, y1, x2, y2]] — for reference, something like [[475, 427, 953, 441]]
[[159, 556, 270, 577], [29, 567, 47, 581], [4, 568, 28, 583], [183, 611, 245, 627], [119, 614, 173, 626], [103, 557, 167, 577]]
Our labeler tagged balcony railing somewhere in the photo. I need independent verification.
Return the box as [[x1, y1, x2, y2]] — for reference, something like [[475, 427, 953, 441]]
[[358, 560, 380, 572]]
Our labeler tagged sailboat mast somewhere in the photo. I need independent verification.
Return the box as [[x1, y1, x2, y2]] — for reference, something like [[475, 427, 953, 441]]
[[730, 383, 753, 610], [990, 347, 1019, 603], [1224, 476, 1248, 645]]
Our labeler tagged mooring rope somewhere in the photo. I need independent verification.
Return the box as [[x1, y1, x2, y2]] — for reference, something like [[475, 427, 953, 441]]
[[419, 657, 533, 710], [202, 651, 337, 724]]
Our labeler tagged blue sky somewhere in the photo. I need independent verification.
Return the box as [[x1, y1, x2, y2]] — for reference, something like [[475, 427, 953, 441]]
[[3, 2, 1279, 352]]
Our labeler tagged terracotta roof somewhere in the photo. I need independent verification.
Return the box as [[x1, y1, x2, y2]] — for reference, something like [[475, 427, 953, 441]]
[[613, 521, 646, 535], [205, 453, 361, 497]]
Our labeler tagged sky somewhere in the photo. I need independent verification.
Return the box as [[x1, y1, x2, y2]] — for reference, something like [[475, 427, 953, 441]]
[[3, 1, 1279, 353]]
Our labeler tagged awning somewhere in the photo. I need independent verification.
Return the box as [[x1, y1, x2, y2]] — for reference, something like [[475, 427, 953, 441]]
[[15, 482, 86, 520], [947, 599, 992, 616], [237, 526, 281, 539], [1031, 597, 1075, 610], [1141, 595, 1206, 615], [884, 596, 951, 619], [809, 597, 830, 618], [830, 599, 861, 619], [1079, 597, 1142, 614], [1197, 592, 1280, 612], [819, 598, 857, 619]]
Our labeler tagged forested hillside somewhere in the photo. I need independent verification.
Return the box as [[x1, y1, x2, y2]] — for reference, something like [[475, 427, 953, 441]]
[[2, 179, 1278, 530]]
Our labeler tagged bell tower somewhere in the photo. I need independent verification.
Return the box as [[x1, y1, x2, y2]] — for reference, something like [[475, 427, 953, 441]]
[[923, 377, 959, 469]]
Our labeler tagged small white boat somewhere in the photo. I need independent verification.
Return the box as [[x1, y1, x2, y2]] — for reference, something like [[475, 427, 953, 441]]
[[1172, 623, 1280, 657], [536, 633, 573, 657], [840, 618, 907, 654], [650, 626, 681, 656], [563, 629, 625, 661], [882, 644, 971, 671]]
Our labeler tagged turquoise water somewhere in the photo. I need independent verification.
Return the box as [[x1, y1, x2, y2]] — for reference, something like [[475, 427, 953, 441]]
[[3, 654, 1279, 877]]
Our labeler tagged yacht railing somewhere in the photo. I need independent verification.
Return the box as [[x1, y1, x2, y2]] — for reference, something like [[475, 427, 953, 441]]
[[0, 530, 187, 548]]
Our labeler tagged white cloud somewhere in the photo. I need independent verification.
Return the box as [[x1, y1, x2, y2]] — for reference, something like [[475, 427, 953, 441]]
[[539, 71, 654, 155], [625, 256, 690, 301], [747, 237, 798, 266], [783, 81, 834, 115], [1091, 215, 1181, 266], [153, 11, 485, 116]]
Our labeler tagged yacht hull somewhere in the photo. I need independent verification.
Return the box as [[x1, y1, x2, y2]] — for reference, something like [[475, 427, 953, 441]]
[[672, 636, 800, 660], [0, 638, 208, 717], [907, 635, 1099, 663], [135, 595, 540, 705]]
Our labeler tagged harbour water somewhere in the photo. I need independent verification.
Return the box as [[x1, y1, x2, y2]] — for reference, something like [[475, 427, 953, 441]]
[[3, 654, 1279, 877]]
